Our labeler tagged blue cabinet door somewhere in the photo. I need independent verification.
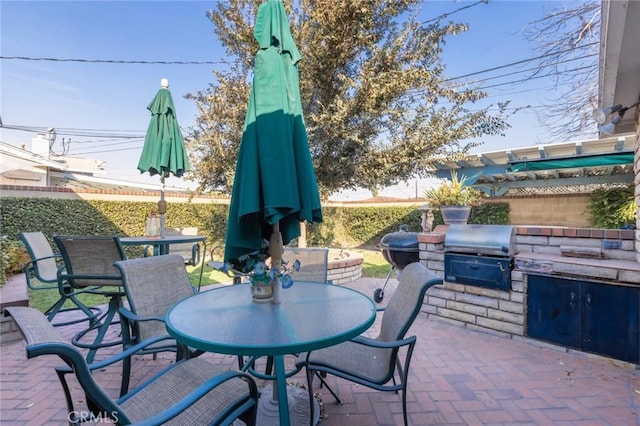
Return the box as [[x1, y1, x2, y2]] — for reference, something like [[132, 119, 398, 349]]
[[527, 274, 581, 348], [527, 273, 639, 364], [582, 282, 639, 364]]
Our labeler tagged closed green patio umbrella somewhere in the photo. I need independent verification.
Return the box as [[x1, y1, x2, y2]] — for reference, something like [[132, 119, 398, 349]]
[[224, 0, 322, 278], [137, 79, 190, 237]]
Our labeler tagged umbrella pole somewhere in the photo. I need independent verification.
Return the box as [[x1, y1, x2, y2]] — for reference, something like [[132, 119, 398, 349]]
[[158, 175, 167, 238], [269, 222, 283, 304]]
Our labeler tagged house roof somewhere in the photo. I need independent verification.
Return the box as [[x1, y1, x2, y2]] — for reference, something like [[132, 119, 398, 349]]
[[598, 0, 640, 135]]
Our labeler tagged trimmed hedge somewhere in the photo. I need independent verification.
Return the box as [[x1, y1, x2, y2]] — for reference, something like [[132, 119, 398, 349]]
[[0, 197, 509, 282]]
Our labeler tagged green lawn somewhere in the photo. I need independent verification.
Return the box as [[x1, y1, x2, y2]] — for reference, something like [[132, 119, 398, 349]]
[[28, 248, 390, 313]]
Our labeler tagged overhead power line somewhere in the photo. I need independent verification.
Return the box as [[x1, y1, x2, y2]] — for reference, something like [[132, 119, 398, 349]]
[[444, 42, 598, 83], [0, 56, 229, 65]]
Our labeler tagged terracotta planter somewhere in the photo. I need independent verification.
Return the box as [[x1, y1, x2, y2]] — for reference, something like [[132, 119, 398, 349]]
[[440, 205, 472, 225]]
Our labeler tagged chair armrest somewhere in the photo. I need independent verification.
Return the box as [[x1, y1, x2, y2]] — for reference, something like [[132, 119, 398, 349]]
[[350, 335, 416, 349], [121, 369, 258, 426], [63, 335, 180, 373], [118, 306, 165, 324]]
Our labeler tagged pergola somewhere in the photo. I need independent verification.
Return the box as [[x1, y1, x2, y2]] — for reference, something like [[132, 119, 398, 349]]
[[431, 134, 635, 196]]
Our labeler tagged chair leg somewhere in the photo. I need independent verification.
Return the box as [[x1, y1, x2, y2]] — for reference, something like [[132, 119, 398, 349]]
[[402, 388, 408, 426], [46, 291, 102, 328], [55, 367, 80, 425], [264, 356, 274, 376], [72, 296, 123, 363], [314, 371, 341, 404]]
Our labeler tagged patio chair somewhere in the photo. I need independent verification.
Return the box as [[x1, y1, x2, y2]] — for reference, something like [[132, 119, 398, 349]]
[[284, 247, 330, 283], [54, 235, 127, 363], [296, 261, 443, 426], [4, 306, 259, 426], [18, 231, 101, 327], [114, 254, 211, 395]]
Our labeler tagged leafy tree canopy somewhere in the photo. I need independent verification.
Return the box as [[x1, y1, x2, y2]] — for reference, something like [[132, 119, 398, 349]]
[[186, 0, 510, 198]]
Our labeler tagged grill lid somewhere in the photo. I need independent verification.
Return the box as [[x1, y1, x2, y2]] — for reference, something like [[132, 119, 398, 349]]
[[444, 224, 516, 256], [380, 231, 420, 252]]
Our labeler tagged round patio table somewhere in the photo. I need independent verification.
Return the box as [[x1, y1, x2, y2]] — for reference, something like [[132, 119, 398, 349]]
[[165, 281, 376, 426], [119, 235, 205, 256]]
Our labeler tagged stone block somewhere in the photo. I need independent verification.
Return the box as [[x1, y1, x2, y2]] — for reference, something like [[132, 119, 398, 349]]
[[422, 304, 438, 315], [604, 250, 637, 261], [442, 281, 465, 292], [511, 270, 523, 281], [437, 307, 477, 324], [426, 295, 447, 308], [428, 287, 457, 300], [619, 270, 640, 284], [465, 285, 510, 300], [476, 317, 524, 335], [552, 262, 617, 280], [446, 300, 488, 316], [456, 292, 499, 309], [516, 235, 549, 245], [487, 308, 523, 325], [549, 237, 601, 248], [516, 244, 533, 253], [511, 280, 524, 293], [532, 246, 562, 256], [510, 292, 524, 303], [498, 300, 524, 314], [426, 260, 444, 273]]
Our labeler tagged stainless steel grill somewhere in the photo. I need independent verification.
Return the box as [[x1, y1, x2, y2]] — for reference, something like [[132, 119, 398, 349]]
[[444, 224, 516, 291]]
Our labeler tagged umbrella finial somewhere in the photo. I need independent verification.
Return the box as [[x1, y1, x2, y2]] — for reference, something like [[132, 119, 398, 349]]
[[160, 78, 169, 89]]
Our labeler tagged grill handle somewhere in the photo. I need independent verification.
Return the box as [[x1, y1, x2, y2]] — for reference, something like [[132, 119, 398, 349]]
[[446, 244, 510, 253]]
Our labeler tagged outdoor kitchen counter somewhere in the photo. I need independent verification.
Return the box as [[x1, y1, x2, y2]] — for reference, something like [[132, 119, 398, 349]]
[[514, 252, 640, 285]]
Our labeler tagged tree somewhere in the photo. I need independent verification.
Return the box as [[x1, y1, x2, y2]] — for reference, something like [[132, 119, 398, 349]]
[[522, 0, 600, 141], [186, 0, 510, 198]]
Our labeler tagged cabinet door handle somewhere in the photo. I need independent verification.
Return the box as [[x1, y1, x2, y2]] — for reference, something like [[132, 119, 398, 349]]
[[585, 293, 591, 308], [569, 291, 576, 308], [498, 263, 506, 272]]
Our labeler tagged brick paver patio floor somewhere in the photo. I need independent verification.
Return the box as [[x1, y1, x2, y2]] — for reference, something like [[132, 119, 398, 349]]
[[1, 277, 638, 425]]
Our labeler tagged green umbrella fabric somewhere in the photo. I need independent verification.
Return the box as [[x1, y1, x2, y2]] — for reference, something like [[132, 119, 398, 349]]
[[137, 87, 190, 179], [224, 0, 322, 266]]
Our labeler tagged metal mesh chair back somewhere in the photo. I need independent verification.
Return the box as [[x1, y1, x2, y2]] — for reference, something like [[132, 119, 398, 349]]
[[54, 236, 125, 288], [377, 262, 442, 342], [19, 231, 59, 283], [115, 254, 196, 343], [284, 247, 329, 283]]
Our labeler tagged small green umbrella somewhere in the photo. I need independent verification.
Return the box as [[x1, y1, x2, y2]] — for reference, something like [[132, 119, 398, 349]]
[[137, 79, 190, 237], [224, 0, 323, 287]]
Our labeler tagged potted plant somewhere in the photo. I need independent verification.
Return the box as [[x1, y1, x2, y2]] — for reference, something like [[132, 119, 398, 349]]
[[423, 170, 485, 225], [219, 239, 301, 302]]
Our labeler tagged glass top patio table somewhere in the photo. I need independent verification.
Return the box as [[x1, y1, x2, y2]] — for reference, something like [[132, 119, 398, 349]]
[[119, 235, 205, 255], [165, 281, 377, 426]]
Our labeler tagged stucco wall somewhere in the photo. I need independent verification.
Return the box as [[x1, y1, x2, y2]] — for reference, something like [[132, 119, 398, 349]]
[[635, 112, 640, 263]]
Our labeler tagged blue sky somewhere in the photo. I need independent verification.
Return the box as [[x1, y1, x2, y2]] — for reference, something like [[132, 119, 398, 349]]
[[0, 1, 595, 194]]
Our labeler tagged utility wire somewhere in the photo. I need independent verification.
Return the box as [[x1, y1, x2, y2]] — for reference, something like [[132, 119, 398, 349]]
[[421, 0, 488, 24], [0, 56, 229, 65], [444, 42, 598, 83]]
